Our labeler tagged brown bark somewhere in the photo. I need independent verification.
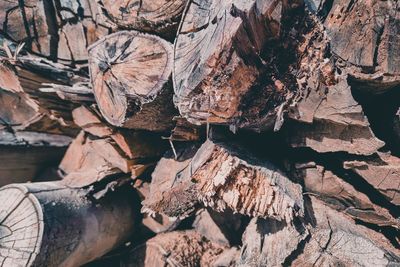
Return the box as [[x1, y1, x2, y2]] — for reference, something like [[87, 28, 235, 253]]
[[0, 182, 135, 267], [88, 31, 177, 131]]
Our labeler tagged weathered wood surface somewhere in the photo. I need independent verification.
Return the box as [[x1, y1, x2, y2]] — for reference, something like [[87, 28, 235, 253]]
[[173, 0, 304, 130], [0, 131, 71, 186], [89, 31, 177, 131], [294, 162, 399, 228], [121, 230, 225, 267], [0, 0, 111, 64], [344, 152, 400, 206], [97, 0, 186, 38], [0, 182, 135, 267], [144, 139, 304, 222]]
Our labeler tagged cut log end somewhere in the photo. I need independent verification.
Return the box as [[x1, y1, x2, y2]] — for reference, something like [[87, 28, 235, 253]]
[[0, 186, 43, 267], [89, 31, 176, 131]]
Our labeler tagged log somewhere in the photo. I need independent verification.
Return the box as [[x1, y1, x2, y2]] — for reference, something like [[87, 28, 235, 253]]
[[0, 131, 71, 186], [121, 230, 225, 267], [173, 0, 303, 130], [96, 0, 186, 38], [0, 0, 111, 64], [0, 42, 89, 135], [142, 143, 200, 219], [0, 182, 135, 267], [319, 0, 400, 93], [144, 139, 304, 222], [88, 31, 177, 131], [287, 21, 385, 155]]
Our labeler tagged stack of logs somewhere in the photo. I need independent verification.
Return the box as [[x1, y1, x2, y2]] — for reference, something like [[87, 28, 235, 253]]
[[0, 0, 399, 266]]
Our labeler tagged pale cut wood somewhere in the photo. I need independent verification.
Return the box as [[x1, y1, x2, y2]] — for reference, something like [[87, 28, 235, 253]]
[[344, 152, 400, 206], [0, 182, 135, 267], [291, 197, 400, 266], [88, 31, 177, 131], [121, 230, 225, 267], [59, 131, 142, 188], [97, 0, 186, 36], [173, 0, 303, 129]]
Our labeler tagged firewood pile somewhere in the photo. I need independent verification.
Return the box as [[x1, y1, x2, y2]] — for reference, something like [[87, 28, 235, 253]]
[[0, 0, 399, 266]]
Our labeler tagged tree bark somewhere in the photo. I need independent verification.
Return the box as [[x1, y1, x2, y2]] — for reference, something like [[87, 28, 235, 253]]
[[88, 31, 177, 131], [0, 182, 135, 267]]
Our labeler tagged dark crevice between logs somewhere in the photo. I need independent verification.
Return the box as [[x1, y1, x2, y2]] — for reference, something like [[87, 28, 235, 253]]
[[351, 83, 400, 156], [237, 6, 313, 131]]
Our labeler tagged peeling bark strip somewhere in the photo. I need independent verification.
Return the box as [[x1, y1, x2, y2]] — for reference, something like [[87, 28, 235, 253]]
[[173, 0, 303, 129], [0, 182, 135, 267], [97, 0, 186, 36], [0, 0, 111, 63], [88, 31, 177, 131], [122, 230, 225, 267]]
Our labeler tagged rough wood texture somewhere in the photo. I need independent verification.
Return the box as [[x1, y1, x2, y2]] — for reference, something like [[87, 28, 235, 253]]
[[0, 42, 88, 135], [191, 140, 304, 222], [144, 140, 304, 222], [344, 152, 400, 206], [321, 0, 400, 93], [238, 217, 308, 267], [88, 31, 177, 131], [142, 143, 199, 219], [173, 0, 303, 130], [0, 131, 70, 186], [294, 162, 399, 228], [0, 0, 111, 64], [97, 0, 186, 37], [288, 21, 385, 155], [291, 197, 400, 266], [0, 182, 135, 267], [121, 231, 224, 267]]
